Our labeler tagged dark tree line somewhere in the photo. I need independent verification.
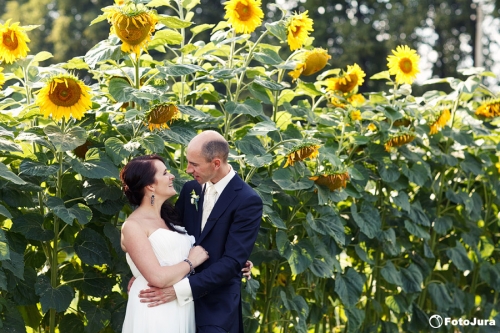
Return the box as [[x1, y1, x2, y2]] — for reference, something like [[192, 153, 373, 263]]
[[1, 0, 499, 93]]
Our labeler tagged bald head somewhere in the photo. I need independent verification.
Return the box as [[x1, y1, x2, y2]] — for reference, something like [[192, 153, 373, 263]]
[[188, 130, 229, 163]]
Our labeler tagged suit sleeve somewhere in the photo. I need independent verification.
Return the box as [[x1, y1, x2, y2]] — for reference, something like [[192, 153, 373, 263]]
[[188, 190, 262, 299]]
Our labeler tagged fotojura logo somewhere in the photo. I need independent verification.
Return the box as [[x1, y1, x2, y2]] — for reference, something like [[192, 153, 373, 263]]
[[429, 314, 496, 328]]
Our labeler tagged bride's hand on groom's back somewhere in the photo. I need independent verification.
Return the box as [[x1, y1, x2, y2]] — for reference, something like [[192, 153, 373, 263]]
[[139, 285, 177, 307]]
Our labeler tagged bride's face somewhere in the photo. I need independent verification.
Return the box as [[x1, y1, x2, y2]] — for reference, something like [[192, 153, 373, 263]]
[[151, 160, 176, 199]]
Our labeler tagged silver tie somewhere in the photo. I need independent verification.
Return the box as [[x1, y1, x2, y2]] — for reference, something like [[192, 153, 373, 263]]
[[201, 184, 217, 231]]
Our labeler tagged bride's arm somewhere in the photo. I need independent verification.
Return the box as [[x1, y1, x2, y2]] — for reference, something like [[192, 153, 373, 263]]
[[122, 220, 208, 288]]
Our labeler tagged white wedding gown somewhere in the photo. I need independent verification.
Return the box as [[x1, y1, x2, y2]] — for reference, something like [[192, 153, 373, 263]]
[[122, 227, 196, 333]]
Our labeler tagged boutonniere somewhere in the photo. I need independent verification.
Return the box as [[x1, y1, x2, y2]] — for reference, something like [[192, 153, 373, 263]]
[[190, 189, 200, 211]]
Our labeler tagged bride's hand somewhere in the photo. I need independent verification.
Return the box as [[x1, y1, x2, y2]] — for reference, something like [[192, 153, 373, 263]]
[[188, 245, 209, 267], [241, 260, 253, 280], [139, 285, 176, 307]]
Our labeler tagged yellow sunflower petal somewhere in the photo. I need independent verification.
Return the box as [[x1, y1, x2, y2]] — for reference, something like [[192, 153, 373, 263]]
[[224, 0, 264, 34], [107, 5, 158, 57], [0, 68, 5, 88], [0, 19, 31, 64], [309, 172, 350, 191], [327, 63, 366, 93], [147, 103, 180, 131], [284, 144, 320, 167], [287, 11, 314, 51], [36, 74, 92, 121], [475, 99, 500, 118], [387, 45, 420, 85]]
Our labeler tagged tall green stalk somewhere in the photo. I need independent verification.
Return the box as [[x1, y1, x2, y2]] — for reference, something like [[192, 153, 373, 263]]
[[49, 118, 66, 333]]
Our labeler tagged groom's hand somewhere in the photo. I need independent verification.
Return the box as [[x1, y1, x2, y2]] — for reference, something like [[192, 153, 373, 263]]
[[139, 285, 177, 307]]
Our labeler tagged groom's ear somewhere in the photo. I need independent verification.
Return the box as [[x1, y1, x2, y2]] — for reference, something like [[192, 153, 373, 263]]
[[213, 158, 221, 169]]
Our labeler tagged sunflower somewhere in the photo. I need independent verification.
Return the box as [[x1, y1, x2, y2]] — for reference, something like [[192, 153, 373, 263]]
[[0, 19, 31, 64], [106, 4, 158, 56], [36, 74, 92, 121], [387, 45, 420, 85], [350, 110, 362, 121], [224, 0, 264, 34], [326, 63, 366, 94], [310, 172, 350, 191], [289, 48, 330, 81], [475, 99, 500, 118], [384, 133, 415, 151], [147, 103, 180, 131], [367, 123, 377, 131], [287, 11, 314, 51], [0, 67, 5, 88], [284, 143, 320, 167], [429, 109, 451, 135]]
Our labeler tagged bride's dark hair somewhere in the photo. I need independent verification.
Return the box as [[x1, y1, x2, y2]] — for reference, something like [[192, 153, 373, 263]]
[[119, 154, 184, 233]]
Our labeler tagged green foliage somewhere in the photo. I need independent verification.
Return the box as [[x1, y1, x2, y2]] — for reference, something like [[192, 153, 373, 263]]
[[1, 1, 500, 333]]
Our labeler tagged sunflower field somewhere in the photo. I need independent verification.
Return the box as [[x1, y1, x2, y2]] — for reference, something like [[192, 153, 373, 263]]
[[1, 0, 500, 332]]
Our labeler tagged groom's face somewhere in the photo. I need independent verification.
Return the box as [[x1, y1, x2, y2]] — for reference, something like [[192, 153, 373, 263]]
[[186, 146, 216, 184]]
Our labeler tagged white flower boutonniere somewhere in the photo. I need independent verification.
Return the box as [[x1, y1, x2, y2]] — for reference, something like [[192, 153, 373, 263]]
[[190, 189, 200, 211]]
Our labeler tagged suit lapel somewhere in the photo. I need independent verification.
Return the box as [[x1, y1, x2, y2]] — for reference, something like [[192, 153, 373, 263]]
[[197, 176, 242, 243]]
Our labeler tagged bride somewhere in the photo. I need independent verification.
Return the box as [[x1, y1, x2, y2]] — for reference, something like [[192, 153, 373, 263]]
[[120, 155, 209, 332]]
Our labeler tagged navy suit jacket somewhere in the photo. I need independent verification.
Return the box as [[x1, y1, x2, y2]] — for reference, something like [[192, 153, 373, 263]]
[[175, 174, 262, 332]]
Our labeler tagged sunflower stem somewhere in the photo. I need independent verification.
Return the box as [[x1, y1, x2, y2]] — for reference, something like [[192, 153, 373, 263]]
[[178, 0, 187, 105], [49, 118, 66, 333], [234, 30, 269, 102]]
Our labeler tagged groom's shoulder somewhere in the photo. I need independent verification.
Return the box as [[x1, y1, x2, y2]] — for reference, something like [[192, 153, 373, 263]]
[[182, 179, 201, 191]]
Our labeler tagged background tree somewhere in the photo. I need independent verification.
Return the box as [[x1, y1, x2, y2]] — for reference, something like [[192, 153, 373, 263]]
[[1, 0, 499, 92]]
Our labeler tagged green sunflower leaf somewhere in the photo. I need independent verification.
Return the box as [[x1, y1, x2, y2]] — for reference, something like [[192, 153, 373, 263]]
[[43, 125, 87, 152], [74, 228, 112, 266], [157, 15, 192, 29], [35, 275, 74, 314], [151, 29, 183, 46], [0, 163, 26, 185]]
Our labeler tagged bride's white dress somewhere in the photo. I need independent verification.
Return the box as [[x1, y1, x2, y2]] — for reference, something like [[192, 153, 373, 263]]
[[122, 227, 195, 333]]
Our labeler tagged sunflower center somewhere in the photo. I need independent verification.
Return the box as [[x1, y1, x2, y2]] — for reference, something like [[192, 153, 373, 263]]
[[399, 58, 413, 74], [291, 25, 302, 38], [235, 2, 252, 21], [115, 15, 152, 46], [48, 79, 83, 107], [2, 31, 19, 50]]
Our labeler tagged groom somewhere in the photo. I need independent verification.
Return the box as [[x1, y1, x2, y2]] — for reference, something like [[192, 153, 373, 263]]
[[139, 130, 263, 333]]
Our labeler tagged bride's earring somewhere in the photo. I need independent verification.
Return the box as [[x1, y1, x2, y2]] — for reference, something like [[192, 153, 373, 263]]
[[151, 193, 155, 206]]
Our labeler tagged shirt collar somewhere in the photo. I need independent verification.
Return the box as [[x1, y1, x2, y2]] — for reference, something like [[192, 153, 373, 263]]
[[205, 164, 235, 194]]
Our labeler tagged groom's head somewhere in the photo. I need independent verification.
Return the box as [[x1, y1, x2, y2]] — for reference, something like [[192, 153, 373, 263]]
[[186, 130, 230, 184]]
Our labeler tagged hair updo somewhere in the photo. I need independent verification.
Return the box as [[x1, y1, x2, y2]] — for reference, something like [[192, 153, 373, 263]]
[[120, 155, 184, 232]]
